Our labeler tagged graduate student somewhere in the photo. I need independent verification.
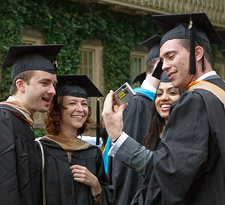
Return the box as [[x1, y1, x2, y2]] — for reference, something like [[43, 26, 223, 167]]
[[40, 75, 115, 205], [103, 35, 161, 205], [0, 44, 62, 204], [102, 13, 225, 204], [132, 72, 184, 203], [144, 72, 184, 150]]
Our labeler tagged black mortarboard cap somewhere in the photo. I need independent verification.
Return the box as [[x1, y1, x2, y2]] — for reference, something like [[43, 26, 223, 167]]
[[133, 35, 162, 84], [2, 44, 63, 80], [56, 74, 103, 145], [159, 72, 185, 95], [132, 60, 164, 83], [152, 13, 223, 75], [151, 60, 163, 80], [140, 34, 161, 64], [132, 72, 146, 84], [56, 75, 103, 98], [160, 71, 170, 82]]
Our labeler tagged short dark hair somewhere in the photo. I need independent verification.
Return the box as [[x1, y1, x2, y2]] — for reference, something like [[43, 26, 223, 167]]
[[10, 70, 35, 95], [178, 39, 212, 66], [146, 58, 159, 74]]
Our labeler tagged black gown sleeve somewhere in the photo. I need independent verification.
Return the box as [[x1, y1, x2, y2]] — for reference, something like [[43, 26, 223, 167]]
[[0, 109, 21, 205], [95, 148, 115, 204]]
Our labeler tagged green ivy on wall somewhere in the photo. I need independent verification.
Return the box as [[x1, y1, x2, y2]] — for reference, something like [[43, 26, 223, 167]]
[[0, 0, 224, 101], [0, 0, 161, 100]]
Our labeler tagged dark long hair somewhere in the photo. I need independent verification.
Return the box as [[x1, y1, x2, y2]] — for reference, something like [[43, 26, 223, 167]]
[[144, 87, 184, 150], [144, 100, 165, 150]]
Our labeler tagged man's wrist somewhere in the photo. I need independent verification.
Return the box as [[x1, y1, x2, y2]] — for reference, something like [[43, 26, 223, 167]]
[[111, 131, 122, 142], [112, 137, 119, 143], [108, 132, 128, 157]]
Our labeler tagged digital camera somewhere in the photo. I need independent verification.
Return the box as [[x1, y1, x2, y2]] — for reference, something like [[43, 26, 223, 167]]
[[114, 82, 136, 105]]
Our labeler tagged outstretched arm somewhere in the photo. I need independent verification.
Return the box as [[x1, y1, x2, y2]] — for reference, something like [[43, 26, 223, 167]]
[[102, 90, 127, 141]]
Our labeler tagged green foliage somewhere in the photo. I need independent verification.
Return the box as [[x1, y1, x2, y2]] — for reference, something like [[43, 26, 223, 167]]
[[33, 128, 46, 139], [0, 0, 224, 100], [0, 0, 161, 99]]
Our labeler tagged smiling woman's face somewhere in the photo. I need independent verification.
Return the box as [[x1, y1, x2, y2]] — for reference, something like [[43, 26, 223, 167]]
[[60, 96, 89, 131], [155, 82, 180, 122]]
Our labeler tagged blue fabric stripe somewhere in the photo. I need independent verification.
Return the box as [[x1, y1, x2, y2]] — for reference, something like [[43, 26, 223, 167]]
[[134, 87, 156, 101], [102, 137, 111, 174]]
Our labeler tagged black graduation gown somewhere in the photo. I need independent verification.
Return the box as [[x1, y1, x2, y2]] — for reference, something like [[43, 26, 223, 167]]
[[40, 138, 115, 205], [142, 77, 225, 205], [108, 93, 153, 205], [0, 105, 42, 205]]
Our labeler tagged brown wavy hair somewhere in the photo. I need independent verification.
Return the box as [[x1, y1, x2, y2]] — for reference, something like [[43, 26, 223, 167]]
[[45, 96, 96, 136]]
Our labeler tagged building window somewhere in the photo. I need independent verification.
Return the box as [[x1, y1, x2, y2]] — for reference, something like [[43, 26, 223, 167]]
[[214, 63, 225, 81], [214, 52, 225, 81], [22, 28, 45, 45], [77, 42, 104, 137], [78, 48, 94, 81], [130, 51, 148, 86]]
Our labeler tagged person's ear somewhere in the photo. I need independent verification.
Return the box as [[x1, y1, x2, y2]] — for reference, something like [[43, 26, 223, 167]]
[[15, 79, 26, 93], [195, 46, 204, 62]]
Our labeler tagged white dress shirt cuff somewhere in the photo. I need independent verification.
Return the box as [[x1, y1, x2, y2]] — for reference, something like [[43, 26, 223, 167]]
[[108, 132, 128, 157]]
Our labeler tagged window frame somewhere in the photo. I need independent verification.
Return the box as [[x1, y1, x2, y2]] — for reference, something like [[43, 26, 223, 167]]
[[78, 42, 104, 137]]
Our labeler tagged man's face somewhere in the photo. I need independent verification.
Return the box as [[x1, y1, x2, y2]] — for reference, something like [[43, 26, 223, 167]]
[[160, 39, 192, 88], [23, 70, 57, 114]]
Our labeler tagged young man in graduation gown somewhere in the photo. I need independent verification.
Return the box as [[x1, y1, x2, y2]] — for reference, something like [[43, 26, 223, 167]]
[[103, 35, 161, 205], [0, 44, 62, 205], [102, 13, 225, 204]]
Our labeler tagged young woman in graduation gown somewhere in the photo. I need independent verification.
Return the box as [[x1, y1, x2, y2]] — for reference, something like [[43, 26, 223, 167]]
[[39, 75, 115, 205], [132, 72, 184, 204]]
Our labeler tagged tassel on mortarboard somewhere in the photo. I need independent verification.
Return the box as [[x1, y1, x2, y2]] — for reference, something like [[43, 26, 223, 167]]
[[189, 16, 196, 75], [96, 97, 100, 145]]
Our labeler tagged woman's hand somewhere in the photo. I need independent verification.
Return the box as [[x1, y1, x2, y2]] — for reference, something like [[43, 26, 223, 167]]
[[70, 164, 102, 199], [70, 164, 99, 187]]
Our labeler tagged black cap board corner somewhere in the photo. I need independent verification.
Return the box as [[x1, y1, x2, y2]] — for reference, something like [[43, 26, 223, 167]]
[[140, 34, 162, 64], [133, 35, 162, 84], [132, 72, 146, 84], [140, 34, 162, 48]]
